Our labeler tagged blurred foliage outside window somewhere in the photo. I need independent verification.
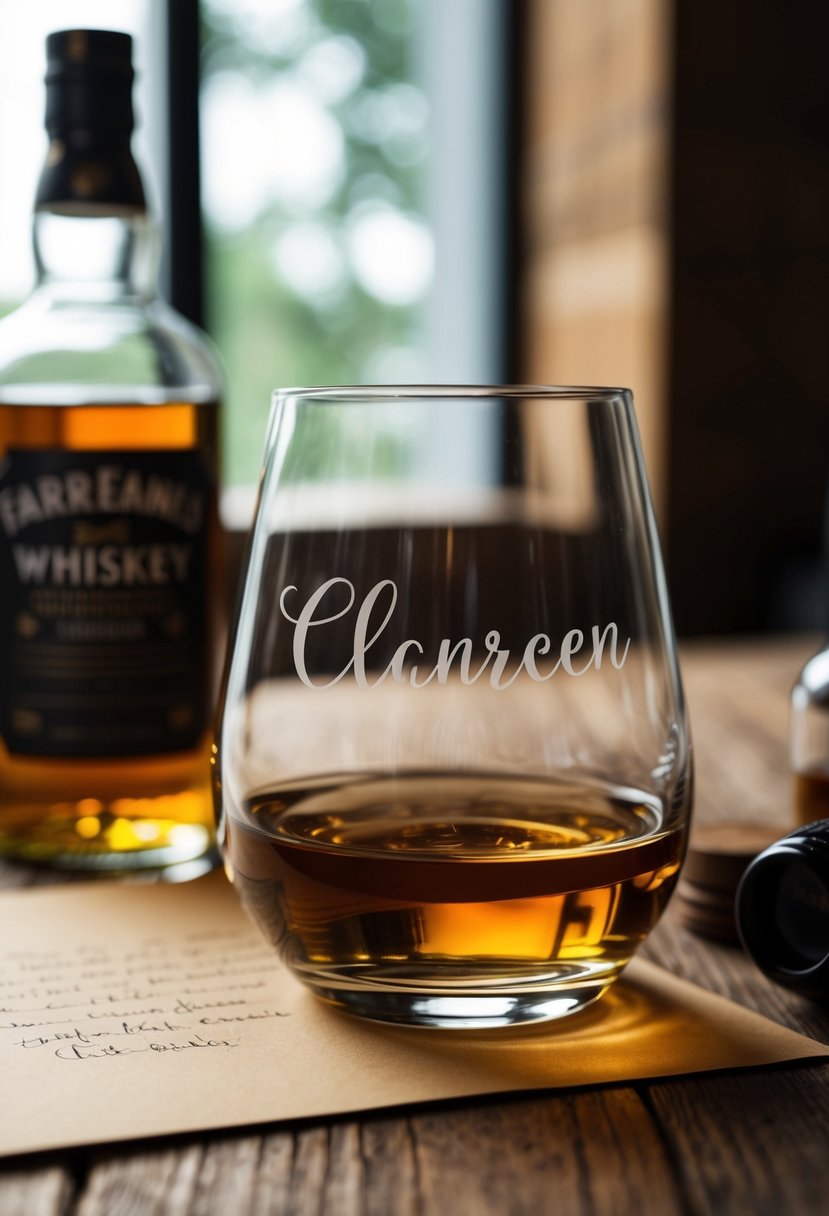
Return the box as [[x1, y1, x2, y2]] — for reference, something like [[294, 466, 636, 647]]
[[201, 0, 433, 487]]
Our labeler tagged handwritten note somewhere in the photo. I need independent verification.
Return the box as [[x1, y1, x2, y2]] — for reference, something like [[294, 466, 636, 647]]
[[1, 872, 826, 1159], [2, 925, 289, 1062]]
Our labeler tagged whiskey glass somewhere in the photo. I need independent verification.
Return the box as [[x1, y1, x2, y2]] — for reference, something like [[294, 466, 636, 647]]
[[214, 386, 691, 1028]]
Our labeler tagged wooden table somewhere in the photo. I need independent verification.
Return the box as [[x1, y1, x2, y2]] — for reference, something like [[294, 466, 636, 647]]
[[2, 638, 828, 1216]]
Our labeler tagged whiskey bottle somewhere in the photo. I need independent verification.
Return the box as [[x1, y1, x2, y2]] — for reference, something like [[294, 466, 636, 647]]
[[0, 30, 222, 873]]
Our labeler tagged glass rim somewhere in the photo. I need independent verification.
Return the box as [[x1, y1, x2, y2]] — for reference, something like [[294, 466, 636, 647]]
[[272, 383, 632, 405]]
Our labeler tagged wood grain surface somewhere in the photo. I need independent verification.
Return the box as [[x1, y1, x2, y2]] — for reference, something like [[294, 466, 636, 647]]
[[2, 638, 828, 1216]]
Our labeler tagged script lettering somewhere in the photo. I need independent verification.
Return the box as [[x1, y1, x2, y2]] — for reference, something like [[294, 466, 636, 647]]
[[279, 578, 632, 690], [0, 928, 289, 1066]]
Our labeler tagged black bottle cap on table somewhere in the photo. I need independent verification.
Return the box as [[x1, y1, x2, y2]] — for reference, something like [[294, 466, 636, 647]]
[[36, 30, 145, 212], [736, 820, 829, 999]]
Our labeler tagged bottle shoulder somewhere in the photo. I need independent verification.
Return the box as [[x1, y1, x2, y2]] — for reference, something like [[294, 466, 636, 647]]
[[0, 291, 223, 404], [794, 645, 829, 705]]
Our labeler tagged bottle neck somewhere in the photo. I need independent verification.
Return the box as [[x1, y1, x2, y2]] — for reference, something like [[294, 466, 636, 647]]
[[32, 129, 155, 303], [32, 207, 159, 303]]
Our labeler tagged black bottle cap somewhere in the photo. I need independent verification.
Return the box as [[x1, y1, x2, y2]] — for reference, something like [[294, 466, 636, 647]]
[[45, 30, 135, 139], [736, 820, 829, 999], [36, 30, 145, 213]]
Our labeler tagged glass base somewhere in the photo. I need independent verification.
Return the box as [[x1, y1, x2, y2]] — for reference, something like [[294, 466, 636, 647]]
[[0, 814, 217, 879], [296, 962, 620, 1028]]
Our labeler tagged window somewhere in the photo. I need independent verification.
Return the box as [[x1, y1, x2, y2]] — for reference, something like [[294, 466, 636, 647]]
[[200, 0, 510, 490]]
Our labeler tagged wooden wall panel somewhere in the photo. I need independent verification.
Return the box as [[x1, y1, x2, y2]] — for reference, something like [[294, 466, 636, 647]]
[[522, 0, 671, 518], [665, 1, 829, 634], [520, 1, 829, 634]]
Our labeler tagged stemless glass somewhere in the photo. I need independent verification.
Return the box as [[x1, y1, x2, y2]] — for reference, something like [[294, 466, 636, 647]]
[[214, 386, 692, 1029]]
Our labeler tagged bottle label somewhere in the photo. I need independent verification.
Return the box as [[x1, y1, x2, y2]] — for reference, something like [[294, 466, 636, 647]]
[[0, 449, 213, 757]]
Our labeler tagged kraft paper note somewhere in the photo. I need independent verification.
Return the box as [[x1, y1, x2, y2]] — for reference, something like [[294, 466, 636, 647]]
[[1, 872, 826, 1158]]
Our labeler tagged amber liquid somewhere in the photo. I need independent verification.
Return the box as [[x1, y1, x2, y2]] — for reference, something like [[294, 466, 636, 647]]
[[225, 773, 684, 1018], [0, 401, 221, 869], [794, 768, 829, 826]]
